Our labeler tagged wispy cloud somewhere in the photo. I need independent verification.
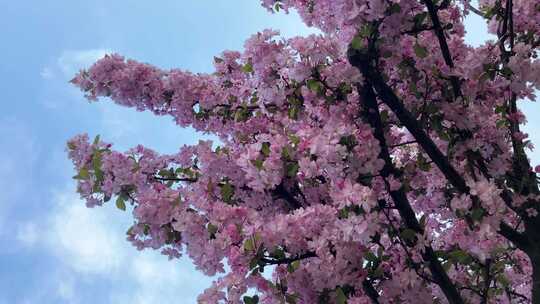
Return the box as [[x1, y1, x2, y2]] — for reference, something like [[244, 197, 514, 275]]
[[40, 48, 111, 82], [38, 48, 112, 109], [0, 118, 39, 234], [56, 275, 76, 303], [14, 187, 211, 303], [57, 49, 111, 78], [46, 190, 127, 275], [40, 67, 55, 79], [15, 222, 38, 247]]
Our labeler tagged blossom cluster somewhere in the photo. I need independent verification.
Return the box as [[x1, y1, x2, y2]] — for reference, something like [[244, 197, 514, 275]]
[[67, 0, 540, 303]]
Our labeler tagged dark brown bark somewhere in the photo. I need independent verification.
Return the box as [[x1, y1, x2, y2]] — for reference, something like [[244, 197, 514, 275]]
[[348, 49, 528, 250], [359, 83, 464, 304], [422, 0, 461, 98], [362, 279, 380, 304], [533, 257, 540, 304]]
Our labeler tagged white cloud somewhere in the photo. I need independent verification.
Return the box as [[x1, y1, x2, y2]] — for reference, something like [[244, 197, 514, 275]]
[[96, 103, 139, 140], [122, 253, 210, 304], [46, 191, 126, 275], [38, 48, 112, 109], [57, 276, 76, 302], [40, 67, 54, 79], [31, 188, 212, 303], [0, 118, 39, 234], [16, 222, 38, 247], [57, 49, 111, 78], [40, 48, 111, 83]]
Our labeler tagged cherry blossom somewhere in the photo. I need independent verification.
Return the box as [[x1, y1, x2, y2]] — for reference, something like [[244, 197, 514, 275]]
[[67, 0, 540, 303]]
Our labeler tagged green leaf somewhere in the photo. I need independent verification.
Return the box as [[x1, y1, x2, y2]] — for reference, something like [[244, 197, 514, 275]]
[[288, 134, 300, 146], [249, 257, 259, 270], [364, 251, 378, 262], [387, 3, 401, 14], [496, 119, 508, 128], [92, 150, 104, 183], [338, 135, 357, 151], [116, 197, 126, 211], [338, 208, 350, 219], [207, 223, 218, 238], [220, 182, 235, 203], [287, 260, 300, 273], [271, 247, 286, 260], [287, 97, 303, 120], [350, 36, 364, 51], [261, 142, 271, 157], [471, 208, 485, 222], [242, 62, 254, 73], [359, 24, 373, 37], [338, 83, 353, 96], [244, 238, 255, 252], [285, 294, 297, 304], [250, 93, 259, 104], [92, 134, 101, 146], [449, 249, 472, 265], [234, 107, 250, 122], [251, 159, 264, 170], [413, 12, 428, 27], [288, 107, 298, 119], [253, 232, 262, 244], [74, 167, 90, 180], [400, 228, 417, 242], [494, 105, 506, 114], [306, 79, 323, 94], [483, 6, 497, 19], [498, 274, 510, 287], [143, 224, 150, 235], [281, 146, 293, 161], [500, 66, 513, 78], [158, 169, 171, 177], [335, 287, 347, 304], [286, 162, 299, 177], [414, 42, 428, 58], [380, 110, 389, 123], [419, 214, 427, 228], [417, 153, 431, 171], [243, 295, 259, 304]]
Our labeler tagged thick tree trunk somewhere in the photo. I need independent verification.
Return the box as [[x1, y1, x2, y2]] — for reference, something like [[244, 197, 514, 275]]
[[532, 257, 540, 303]]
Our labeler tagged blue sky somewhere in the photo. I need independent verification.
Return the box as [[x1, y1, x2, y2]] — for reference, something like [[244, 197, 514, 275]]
[[0, 1, 537, 303]]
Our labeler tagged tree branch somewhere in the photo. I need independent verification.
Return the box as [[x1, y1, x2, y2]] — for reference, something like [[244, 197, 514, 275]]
[[467, 5, 486, 18], [351, 53, 468, 193], [153, 176, 198, 183], [422, 0, 461, 98], [359, 82, 464, 304], [362, 279, 381, 304], [349, 48, 530, 250], [260, 251, 317, 265], [273, 183, 303, 210]]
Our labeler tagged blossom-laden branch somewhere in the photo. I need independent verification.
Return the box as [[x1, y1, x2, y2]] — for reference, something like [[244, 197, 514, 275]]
[[66, 0, 540, 303], [359, 82, 464, 304]]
